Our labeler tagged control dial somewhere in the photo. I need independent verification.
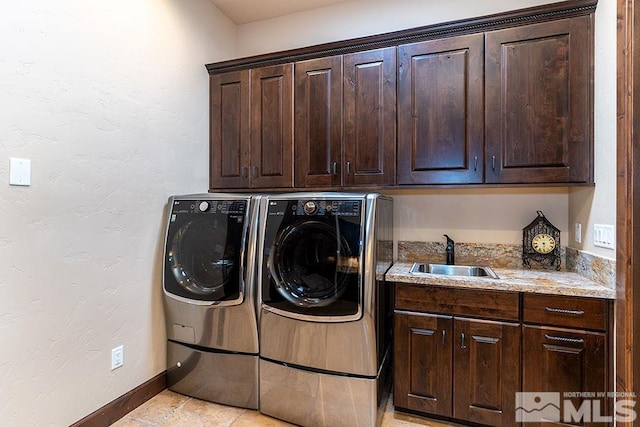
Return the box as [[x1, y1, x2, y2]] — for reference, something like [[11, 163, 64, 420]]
[[303, 201, 317, 215], [198, 201, 210, 212]]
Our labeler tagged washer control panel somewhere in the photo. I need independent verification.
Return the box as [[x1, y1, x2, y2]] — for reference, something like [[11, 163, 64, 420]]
[[172, 199, 246, 215]]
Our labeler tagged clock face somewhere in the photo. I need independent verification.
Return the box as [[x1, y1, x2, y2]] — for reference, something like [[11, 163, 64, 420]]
[[531, 233, 556, 254]]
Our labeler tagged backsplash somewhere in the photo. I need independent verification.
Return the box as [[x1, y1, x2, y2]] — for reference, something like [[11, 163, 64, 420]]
[[397, 241, 541, 268], [566, 247, 616, 289], [397, 241, 615, 289]]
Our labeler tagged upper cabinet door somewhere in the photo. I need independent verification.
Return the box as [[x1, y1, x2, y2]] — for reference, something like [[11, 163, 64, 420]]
[[397, 34, 484, 185], [485, 16, 593, 184], [210, 70, 251, 189], [294, 56, 343, 188], [250, 64, 294, 188], [343, 47, 397, 186]]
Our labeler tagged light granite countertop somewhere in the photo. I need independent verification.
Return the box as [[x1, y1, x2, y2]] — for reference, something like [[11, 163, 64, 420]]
[[386, 261, 616, 300]]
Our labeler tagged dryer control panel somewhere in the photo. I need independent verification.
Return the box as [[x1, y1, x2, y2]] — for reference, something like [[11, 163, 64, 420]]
[[289, 200, 360, 217]]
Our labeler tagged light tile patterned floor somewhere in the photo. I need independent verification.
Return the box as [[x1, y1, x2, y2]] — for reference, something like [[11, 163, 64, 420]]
[[111, 389, 463, 427]]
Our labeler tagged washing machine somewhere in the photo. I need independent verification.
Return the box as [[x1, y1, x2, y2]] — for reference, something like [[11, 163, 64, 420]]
[[257, 192, 393, 426], [162, 193, 259, 409]]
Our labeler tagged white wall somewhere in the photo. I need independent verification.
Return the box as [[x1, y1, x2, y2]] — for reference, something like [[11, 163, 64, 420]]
[[237, 0, 563, 57], [568, 0, 617, 260], [237, 0, 616, 257], [0, 1, 235, 424]]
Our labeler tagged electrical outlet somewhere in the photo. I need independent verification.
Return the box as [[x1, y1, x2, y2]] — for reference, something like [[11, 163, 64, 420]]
[[574, 223, 582, 244], [593, 224, 615, 249], [111, 345, 124, 370]]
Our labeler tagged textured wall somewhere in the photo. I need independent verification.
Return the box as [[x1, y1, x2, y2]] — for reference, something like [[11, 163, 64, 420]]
[[0, 1, 235, 424]]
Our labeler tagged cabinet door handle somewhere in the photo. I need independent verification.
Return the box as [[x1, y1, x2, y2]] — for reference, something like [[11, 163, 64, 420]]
[[332, 162, 338, 176], [346, 161, 352, 175], [241, 166, 248, 178], [442, 330, 446, 346], [474, 156, 478, 171], [252, 166, 258, 178], [460, 332, 467, 350], [545, 307, 585, 316], [544, 334, 585, 344], [491, 155, 496, 171]]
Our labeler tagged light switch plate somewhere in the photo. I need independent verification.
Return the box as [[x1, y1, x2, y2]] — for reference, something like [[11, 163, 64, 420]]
[[9, 158, 31, 186], [593, 224, 615, 249]]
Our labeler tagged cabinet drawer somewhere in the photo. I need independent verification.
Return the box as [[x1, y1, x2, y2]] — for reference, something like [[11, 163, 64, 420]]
[[522, 294, 608, 331], [395, 284, 519, 321]]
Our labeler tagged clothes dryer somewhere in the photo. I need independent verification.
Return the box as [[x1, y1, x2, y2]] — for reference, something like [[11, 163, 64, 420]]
[[163, 194, 259, 409], [258, 192, 393, 426]]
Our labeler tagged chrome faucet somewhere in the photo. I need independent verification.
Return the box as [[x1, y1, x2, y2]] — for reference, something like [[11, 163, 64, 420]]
[[444, 234, 455, 265]]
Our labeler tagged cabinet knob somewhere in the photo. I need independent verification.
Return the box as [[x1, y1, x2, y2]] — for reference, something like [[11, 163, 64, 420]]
[[460, 332, 467, 350], [442, 330, 446, 346], [491, 156, 496, 171], [346, 161, 352, 175], [474, 156, 478, 171], [241, 166, 248, 178], [332, 162, 338, 176], [252, 166, 258, 178]]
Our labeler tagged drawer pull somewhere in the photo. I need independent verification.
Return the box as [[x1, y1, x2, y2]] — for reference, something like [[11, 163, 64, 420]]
[[544, 334, 584, 344], [545, 307, 585, 316]]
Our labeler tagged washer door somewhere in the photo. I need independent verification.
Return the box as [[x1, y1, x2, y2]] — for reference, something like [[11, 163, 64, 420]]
[[164, 208, 244, 303], [265, 218, 361, 318]]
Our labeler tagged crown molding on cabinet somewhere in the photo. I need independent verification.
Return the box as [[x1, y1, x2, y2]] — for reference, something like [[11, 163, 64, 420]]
[[205, 0, 597, 74]]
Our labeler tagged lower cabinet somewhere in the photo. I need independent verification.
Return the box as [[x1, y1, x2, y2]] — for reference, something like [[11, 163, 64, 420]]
[[393, 284, 612, 427], [521, 294, 610, 427], [394, 312, 452, 417], [394, 312, 520, 425], [393, 284, 521, 426], [454, 318, 520, 426]]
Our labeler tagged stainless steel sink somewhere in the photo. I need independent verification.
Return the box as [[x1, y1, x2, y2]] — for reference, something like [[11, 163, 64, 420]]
[[409, 262, 499, 279]]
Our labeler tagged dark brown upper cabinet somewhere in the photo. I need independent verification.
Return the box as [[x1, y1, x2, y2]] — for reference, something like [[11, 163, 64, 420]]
[[207, 0, 596, 190], [209, 70, 251, 189], [294, 56, 342, 188], [397, 34, 484, 185], [398, 14, 593, 186], [210, 64, 293, 190], [294, 47, 396, 188], [485, 16, 593, 184], [250, 64, 294, 188]]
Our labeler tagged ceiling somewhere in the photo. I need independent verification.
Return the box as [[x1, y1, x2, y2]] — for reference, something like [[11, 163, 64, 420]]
[[210, 0, 351, 24]]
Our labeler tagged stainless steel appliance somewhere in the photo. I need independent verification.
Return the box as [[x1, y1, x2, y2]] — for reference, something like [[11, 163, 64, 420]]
[[258, 192, 393, 426], [162, 194, 259, 409]]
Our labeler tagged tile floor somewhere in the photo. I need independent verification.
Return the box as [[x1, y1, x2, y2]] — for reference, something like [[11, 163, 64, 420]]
[[112, 389, 462, 427]]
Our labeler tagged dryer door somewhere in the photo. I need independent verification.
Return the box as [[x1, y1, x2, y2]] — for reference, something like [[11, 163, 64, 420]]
[[164, 199, 246, 304], [263, 206, 363, 320]]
